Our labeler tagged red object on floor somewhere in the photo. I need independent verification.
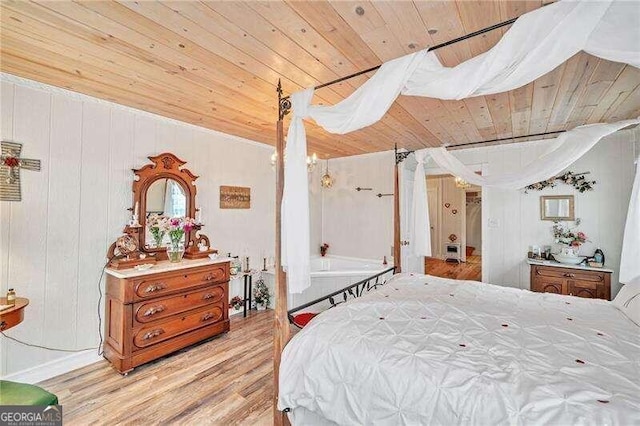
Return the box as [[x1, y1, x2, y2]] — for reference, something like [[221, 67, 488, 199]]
[[466, 246, 475, 256], [292, 312, 318, 328]]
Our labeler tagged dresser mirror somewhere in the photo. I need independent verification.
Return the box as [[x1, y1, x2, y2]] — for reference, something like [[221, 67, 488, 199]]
[[107, 153, 216, 269], [540, 195, 575, 221], [144, 177, 188, 245]]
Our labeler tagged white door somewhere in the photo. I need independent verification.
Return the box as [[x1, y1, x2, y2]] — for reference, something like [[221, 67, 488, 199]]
[[399, 156, 424, 274]]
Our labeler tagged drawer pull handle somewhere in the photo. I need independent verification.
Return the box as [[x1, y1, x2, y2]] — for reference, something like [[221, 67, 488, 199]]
[[204, 274, 216, 281], [563, 273, 576, 278], [142, 329, 165, 340], [143, 305, 166, 317], [145, 283, 166, 293], [202, 293, 215, 300], [201, 312, 215, 322]]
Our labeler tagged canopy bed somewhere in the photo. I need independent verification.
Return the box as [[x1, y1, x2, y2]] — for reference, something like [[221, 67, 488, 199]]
[[271, 1, 640, 424]]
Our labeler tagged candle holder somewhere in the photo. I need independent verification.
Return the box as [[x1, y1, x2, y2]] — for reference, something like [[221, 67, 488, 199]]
[[128, 214, 141, 228], [244, 256, 251, 273], [262, 257, 268, 271]]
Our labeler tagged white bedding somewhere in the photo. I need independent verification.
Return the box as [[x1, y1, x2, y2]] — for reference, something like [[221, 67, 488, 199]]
[[278, 274, 640, 425]]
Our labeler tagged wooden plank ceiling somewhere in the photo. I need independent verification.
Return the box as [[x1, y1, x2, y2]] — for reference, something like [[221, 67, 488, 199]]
[[1, 1, 638, 158]]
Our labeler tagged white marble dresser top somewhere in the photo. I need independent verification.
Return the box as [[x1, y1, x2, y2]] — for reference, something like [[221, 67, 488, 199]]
[[526, 258, 614, 273], [106, 257, 233, 279]]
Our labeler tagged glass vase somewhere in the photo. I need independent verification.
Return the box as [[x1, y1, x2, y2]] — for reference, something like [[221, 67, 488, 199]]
[[151, 231, 165, 249], [167, 242, 185, 263]]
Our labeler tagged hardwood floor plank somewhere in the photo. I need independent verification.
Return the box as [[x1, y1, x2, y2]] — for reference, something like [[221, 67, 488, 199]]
[[38, 311, 277, 425], [425, 255, 482, 281]]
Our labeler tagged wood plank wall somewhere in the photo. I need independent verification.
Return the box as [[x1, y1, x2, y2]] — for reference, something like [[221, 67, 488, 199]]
[[0, 76, 277, 377]]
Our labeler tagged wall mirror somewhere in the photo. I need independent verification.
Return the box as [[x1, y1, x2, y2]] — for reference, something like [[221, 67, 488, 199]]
[[540, 195, 575, 221]]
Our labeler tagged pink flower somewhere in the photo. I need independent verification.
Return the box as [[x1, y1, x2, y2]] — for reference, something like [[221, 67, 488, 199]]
[[577, 232, 586, 239], [170, 218, 180, 227], [571, 241, 580, 247], [184, 223, 193, 233]]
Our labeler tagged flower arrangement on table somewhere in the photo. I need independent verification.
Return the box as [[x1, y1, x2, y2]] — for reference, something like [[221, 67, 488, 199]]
[[230, 295, 243, 311], [253, 278, 271, 309], [552, 219, 588, 251], [320, 243, 329, 257]]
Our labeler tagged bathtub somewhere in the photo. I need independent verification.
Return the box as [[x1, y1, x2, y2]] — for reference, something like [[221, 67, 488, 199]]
[[263, 256, 393, 310]]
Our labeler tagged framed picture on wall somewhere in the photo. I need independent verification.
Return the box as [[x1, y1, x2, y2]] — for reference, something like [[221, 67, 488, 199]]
[[220, 185, 251, 209]]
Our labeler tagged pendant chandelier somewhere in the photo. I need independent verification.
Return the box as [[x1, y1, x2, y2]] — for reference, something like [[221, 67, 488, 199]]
[[321, 159, 334, 188], [454, 176, 471, 189]]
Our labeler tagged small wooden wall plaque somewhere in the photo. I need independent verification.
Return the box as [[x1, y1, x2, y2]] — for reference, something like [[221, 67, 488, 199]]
[[220, 185, 250, 209]]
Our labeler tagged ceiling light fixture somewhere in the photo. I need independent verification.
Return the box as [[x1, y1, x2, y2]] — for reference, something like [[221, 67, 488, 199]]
[[270, 151, 317, 173], [454, 176, 471, 189], [320, 159, 334, 188]]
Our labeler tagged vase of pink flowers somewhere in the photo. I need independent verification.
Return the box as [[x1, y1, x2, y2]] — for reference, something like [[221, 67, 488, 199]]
[[166, 217, 196, 262], [552, 220, 588, 255]]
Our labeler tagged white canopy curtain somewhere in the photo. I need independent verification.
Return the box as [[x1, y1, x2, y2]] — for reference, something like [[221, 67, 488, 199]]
[[411, 151, 432, 257], [281, 0, 640, 293], [408, 118, 639, 256], [620, 136, 640, 285]]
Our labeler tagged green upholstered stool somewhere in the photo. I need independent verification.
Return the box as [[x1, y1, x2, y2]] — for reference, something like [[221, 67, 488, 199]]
[[0, 380, 58, 406]]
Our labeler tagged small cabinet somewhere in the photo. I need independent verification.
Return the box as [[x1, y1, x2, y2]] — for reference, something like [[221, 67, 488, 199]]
[[530, 263, 611, 300]]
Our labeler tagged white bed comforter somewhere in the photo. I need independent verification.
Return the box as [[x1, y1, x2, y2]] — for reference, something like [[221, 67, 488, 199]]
[[278, 274, 640, 425]]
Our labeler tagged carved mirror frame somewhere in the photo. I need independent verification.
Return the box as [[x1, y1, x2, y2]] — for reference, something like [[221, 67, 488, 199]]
[[134, 153, 196, 253]]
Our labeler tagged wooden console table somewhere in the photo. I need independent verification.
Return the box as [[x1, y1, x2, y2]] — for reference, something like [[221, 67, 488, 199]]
[[0, 297, 29, 331]]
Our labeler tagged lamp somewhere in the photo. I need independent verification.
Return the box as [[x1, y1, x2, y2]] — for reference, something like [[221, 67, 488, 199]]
[[270, 151, 317, 173], [321, 160, 334, 188], [454, 176, 471, 189]]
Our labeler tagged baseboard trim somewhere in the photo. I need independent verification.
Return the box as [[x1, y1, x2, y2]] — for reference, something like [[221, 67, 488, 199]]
[[0, 350, 102, 384]]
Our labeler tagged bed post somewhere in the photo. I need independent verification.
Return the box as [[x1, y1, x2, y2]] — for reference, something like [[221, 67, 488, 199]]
[[394, 145, 402, 273], [274, 80, 291, 426]]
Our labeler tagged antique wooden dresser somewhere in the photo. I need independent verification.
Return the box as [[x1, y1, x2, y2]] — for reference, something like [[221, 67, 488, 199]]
[[528, 260, 612, 300], [104, 258, 230, 374]]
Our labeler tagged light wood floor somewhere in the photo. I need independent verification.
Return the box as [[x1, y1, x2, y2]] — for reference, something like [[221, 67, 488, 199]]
[[39, 311, 277, 425], [425, 255, 482, 281]]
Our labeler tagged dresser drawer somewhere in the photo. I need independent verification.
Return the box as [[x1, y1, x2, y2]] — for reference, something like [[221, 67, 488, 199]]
[[564, 270, 606, 283], [533, 265, 605, 282], [532, 266, 567, 279], [132, 265, 228, 301], [133, 284, 226, 324], [132, 303, 225, 349]]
